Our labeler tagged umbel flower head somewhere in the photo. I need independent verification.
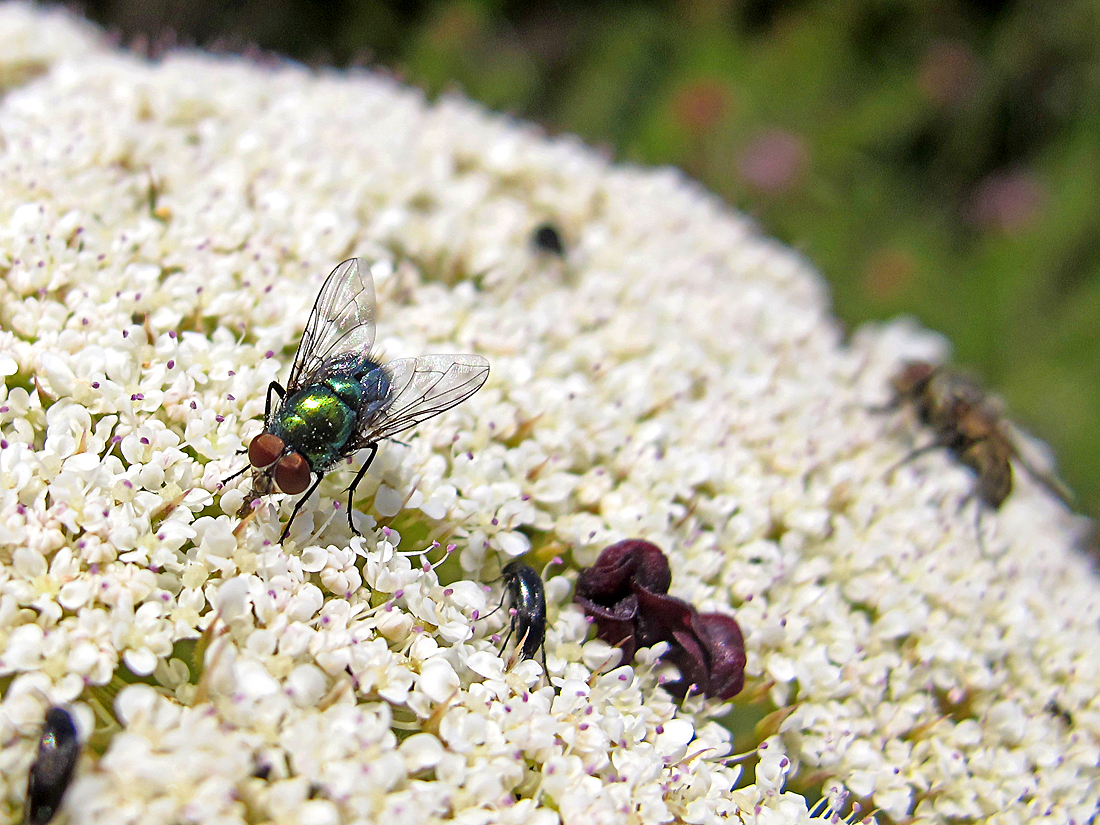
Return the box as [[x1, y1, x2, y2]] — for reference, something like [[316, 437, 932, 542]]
[[1, 4, 1098, 825]]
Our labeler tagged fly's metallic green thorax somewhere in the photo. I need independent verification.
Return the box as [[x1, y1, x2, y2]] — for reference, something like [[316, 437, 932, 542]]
[[272, 358, 390, 470], [274, 386, 355, 469]]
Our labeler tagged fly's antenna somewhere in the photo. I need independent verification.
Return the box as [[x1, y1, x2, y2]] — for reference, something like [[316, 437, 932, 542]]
[[477, 547, 519, 623]]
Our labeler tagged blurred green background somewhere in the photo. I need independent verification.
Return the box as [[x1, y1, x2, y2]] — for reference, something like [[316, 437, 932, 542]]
[[70, 0, 1099, 519]]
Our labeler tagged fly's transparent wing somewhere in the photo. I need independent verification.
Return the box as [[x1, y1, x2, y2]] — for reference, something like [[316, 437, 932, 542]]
[[1007, 422, 1077, 508], [287, 259, 378, 391], [355, 355, 489, 446]]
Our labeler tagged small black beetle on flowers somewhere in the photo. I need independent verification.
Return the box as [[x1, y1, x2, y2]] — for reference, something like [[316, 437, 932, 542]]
[[500, 560, 548, 666], [24, 707, 80, 825], [481, 560, 549, 675], [531, 222, 565, 257]]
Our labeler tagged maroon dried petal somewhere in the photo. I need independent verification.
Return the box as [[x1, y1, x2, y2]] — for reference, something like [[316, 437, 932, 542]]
[[630, 542, 674, 593], [633, 585, 694, 648], [661, 627, 710, 699], [656, 610, 747, 700], [574, 539, 746, 701], [573, 593, 637, 623], [575, 539, 672, 608], [575, 593, 641, 661], [692, 611, 746, 700]]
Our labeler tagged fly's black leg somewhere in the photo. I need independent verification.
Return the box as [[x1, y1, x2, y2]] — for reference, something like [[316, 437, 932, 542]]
[[264, 381, 286, 425], [280, 474, 323, 542], [344, 443, 379, 534], [222, 464, 251, 485], [971, 494, 987, 555], [867, 396, 900, 415], [885, 440, 947, 480]]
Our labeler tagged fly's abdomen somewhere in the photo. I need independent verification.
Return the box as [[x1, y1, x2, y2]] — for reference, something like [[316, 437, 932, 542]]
[[276, 386, 358, 469]]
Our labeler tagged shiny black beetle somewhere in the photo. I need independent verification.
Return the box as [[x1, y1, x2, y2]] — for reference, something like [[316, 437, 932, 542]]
[[25, 707, 80, 825], [499, 560, 548, 671]]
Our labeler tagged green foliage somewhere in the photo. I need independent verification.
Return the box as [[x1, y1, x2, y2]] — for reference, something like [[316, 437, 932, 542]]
[[86, 0, 1100, 517]]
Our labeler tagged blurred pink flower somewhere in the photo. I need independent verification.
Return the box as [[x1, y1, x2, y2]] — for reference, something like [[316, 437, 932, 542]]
[[736, 129, 807, 194]]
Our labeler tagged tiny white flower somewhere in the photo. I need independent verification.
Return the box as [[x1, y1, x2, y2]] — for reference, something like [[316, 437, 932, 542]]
[[214, 575, 252, 624]]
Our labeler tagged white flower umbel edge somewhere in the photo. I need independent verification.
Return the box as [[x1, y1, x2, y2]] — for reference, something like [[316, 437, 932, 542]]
[[0, 4, 1096, 824]]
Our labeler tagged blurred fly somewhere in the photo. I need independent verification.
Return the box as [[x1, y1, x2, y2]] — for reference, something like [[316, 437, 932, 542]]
[[227, 259, 489, 539], [884, 360, 1074, 511]]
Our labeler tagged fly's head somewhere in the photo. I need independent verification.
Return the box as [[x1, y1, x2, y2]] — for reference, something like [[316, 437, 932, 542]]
[[247, 432, 312, 496], [892, 360, 936, 401], [890, 360, 940, 424]]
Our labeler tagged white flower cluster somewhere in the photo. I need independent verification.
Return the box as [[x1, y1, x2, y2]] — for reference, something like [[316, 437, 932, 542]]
[[0, 4, 1097, 824]]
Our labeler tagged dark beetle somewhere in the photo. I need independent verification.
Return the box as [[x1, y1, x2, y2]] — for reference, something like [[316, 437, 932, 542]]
[[531, 223, 565, 257], [499, 561, 548, 669], [227, 259, 489, 539], [25, 707, 80, 825]]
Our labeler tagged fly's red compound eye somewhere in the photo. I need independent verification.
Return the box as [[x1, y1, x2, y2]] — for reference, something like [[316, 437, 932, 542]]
[[248, 433, 285, 469], [274, 453, 311, 495]]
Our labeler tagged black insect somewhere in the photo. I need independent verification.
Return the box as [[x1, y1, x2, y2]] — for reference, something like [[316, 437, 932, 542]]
[[497, 561, 548, 671], [531, 222, 565, 256], [24, 707, 80, 825], [227, 258, 489, 539]]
